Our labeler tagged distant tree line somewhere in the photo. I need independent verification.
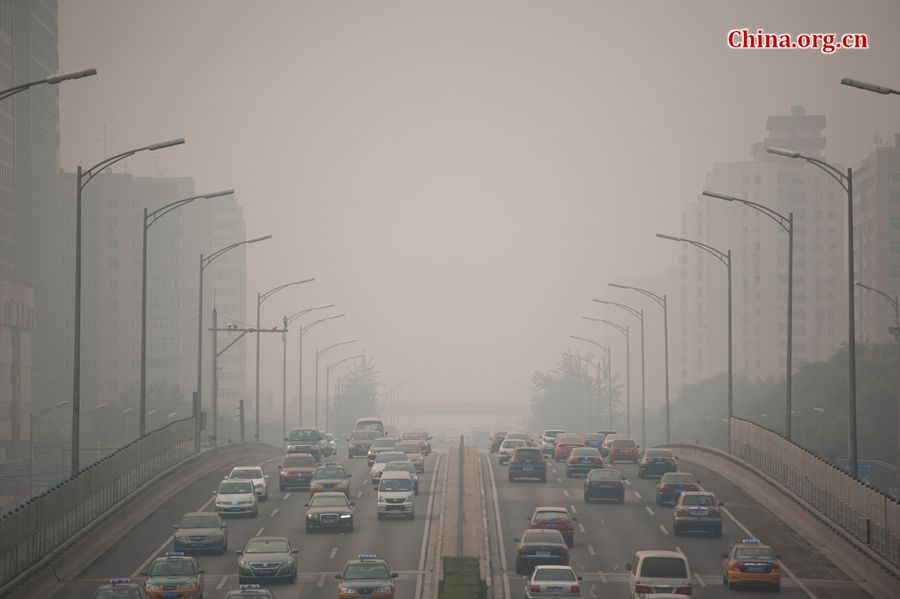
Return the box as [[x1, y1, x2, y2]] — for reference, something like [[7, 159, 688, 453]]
[[329, 356, 380, 433]]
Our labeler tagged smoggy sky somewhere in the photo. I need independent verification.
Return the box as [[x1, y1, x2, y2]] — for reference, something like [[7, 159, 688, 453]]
[[57, 1, 900, 414]]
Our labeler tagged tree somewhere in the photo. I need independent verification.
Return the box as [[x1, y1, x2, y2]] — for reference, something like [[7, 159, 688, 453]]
[[329, 357, 379, 433]]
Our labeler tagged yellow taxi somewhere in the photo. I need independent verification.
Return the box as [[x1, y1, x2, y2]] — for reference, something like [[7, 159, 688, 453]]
[[336, 554, 398, 598], [93, 578, 148, 599], [721, 539, 781, 591], [141, 552, 205, 599], [309, 463, 352, 497]]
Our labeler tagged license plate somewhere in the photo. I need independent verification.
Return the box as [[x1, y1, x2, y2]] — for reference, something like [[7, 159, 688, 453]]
[[228, 507, 242, 511], [522, 467, 533, 471], [690, 508, 707, 515], [161, 593, 178, 598], [536, 551, 551, 557], [191, 543, 203, 548], [656, 587, 672, 593], [547, 586, 565, 592], [256, 568, 273, 574], [580, 459, 591, 463], [747, 566, 766, 572]]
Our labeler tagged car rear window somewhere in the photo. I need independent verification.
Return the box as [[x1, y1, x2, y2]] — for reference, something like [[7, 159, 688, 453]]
[[645, 450, 673, 458], [534, 510, 570, 522], [661, 473, 695, 484], [522, 531, 564, 544], [588, 470, 620, 480], [533, 568, 576, 581], [513, 448, 542, 461], [682, 494, 715, 506], [640, 556, 688, 578], [570, 448, 600, 457], [612, 439, 637, 448]]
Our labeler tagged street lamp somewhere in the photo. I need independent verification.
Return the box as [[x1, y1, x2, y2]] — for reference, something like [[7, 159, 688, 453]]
[[0, 68, 97, 101], [140, 189, 234, 438], [255, 279, 316, 442], [71, 137, 185, 477], [316, 339, 358, 429], [288, 310, 344, 427], [609, 283, 672, 442], [657, 233, 733, 449], [197, 235, 272, 453], [326, 353, 366, 431], [855, 281, 900, 473], [703, 189, 795, 440], [593, 299, 646, 446], [841, 78, 899, 96], [29, 401, 68, 496], [565, 343, 610, 431], [767, 145, 858, 476], [583, 317, 630, 436]]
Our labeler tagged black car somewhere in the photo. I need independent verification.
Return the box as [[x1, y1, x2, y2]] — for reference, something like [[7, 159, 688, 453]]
[[172, 511, 228, 554], [236, 536, 298, 584], [285, 428, 326, 460], [490, 431, 508, 453], [347, 430, 378, 458], [304, 491, 355, 533], [655, 472, 702, 506], [583, 468, 626, 503], [513, 529, 569, 574], [638, 448, 678, 478], [508, 447, 547, 482]]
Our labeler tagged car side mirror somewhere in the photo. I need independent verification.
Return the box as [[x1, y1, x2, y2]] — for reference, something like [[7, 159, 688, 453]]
[[719, 501, 725, 506], [140, 571, 148, 576], [284, 437, 289, 441], [198, 570, 205, 574], [577, 576, 583, 581], [571, 516, 578, 521], [621, 477, 627, 481], [675, 456, 679, 460], [512, 538, 521, 543], [303, 503, 310, 508], [347, 474, 352, 477], [221, 524, 227, 528], [335, 574, 343, 580], [391, 573, 399, 578], [291, 549, 298, 554], [350, 502, 356, 507], [236, 550, 243, 555], [775, 554, 781, 559], [277, 465, 282, 470]]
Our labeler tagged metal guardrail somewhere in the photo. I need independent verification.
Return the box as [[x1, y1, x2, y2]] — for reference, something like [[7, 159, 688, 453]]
[[0, 417, 194, 588], [730, 417, 900, 570]]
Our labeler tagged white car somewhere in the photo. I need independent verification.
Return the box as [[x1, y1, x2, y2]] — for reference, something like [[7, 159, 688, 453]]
[[225, 466, 269, 501], [370, 451, 408, 486], [525, 565, 582, 598], [498, 439, 527, 465], [626, 550, 692, 598], [214, 479, 259, 517], [376, 471, 415, 519]]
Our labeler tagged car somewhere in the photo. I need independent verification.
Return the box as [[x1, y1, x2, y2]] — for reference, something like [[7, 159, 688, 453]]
[[223, 583, 275, 598], [583, 468, 626, 503], [490, 431, 508, 453], [525, 565, 582, 598], [370, 450, 408, 485], [608, 438, 640, 463], [400, 431, 432, 455], [513, 529, 570, 574], [310, 464, 352, 497], [529, 507, 576, 547], [323, 433, 337, 456], [395, 441, 426, 472], [354, 417, 386, 437], [225, 466, 269, 501], [236, 536, 298, 584], [638, 449, 678, 478], [367, 437, 400, 466], [721, 538, 781, 591], [600, 433, 626, 457], [214, 479, 259, 517], [508, 447, 547, 482], [506, 431, 534, 446], [539, 429, 567, 455], [172, 511, 228, 554], [305, 491, 355, 533], [285, 427, 327, 460], [673, 491, 724, 537], [498, 438, 527, 465], [93, 578, 148, 599], [277, 453, 318, 490], [336, 554, 398, 598], [383, 460, 420, 494], [565, 447, 604, 477], [655, 473, 701, 506], [376, 471, 415, 519], [582, 433, 606, 451], [347, 430, 379, 458], [553, 435, 585, 461], [626, 550, 692, 598], [141, 552, 204, 599]]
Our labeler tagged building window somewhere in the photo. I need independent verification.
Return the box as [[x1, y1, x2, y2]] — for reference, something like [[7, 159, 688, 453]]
[[891, 217, 900, 230], [891, 191, 900, 205], [891, 241, 900, 254], [891, 266, 900, 279], [891, 173, 900, 185]]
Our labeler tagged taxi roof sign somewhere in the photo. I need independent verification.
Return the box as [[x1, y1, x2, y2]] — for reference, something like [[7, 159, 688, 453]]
[[740, 539, 761, 544], [110, 578, 130, 584], [239, 584, 261, 589], [358, 553, 378, 560], [164, 551, 186, 556]]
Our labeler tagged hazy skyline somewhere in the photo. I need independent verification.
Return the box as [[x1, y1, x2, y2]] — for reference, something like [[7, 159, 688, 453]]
[[56, 1, 900, 415]]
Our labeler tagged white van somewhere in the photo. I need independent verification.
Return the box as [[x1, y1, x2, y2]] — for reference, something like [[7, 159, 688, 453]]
[[625, 550, 692, 598], [376, 471, 415, 520]]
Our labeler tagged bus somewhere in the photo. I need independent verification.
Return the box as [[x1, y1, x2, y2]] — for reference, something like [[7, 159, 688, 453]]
[[354, 417, 385, 437]]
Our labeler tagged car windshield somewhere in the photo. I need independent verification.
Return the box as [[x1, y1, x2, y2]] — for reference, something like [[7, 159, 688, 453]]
[[645, 450, 673, 458], [397, 443, 421, 453], [402, 433, 428, 440], [149, 559, 196, 577], [351, 431, 379, 440], [533, 568, 576, 581], [544, 430, 566, 438], [640, 556, 688, 578], [95, 590, 144, 599], [661, 473, 695, 484], [534, 511, 570, 522], [288, 429, 321, 443], [180, 515, 219, 528], [682, 494, 715, 506], [376, 452, 405, 463], [734, 547, 777, 560], [522, 531, 563, 544], [613, 439, 637, 448], [380, 479, 412, 492], [570, 448, 600, 457], [385, 462, 416, 473], [343, 563, 391, 580], [557, 436, 583, 444], [588, 470, 620, 480], [229, 468, 262, 479], [283, 455, 316, 468], [501, 440, 525, 449], [514, 449, 542, 461], [245, 539, 289, 554], [314, 468, 346, 479], [372, 438, 398, 448], [219, 481, 253, 494], [310, 495, 349, 508], [356, 420, 384, 432]]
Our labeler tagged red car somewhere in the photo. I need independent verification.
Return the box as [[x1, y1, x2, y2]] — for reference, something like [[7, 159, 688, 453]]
[[401, 431, 432, 455], [553, 435, 585, 462], [277, 453, 318, 490], [607, 439, 640, 463], [529, 506, 577, 547]]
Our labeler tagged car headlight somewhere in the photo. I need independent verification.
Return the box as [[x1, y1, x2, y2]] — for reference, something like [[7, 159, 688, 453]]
[[281, 557, 294, 566], [340, 513, 352, 519], [307, 513, 318, 520], [377, 495, 387, 504], [177, 581, 198, 590], [145, 583, 162, 590], [375, 585, 393, 592], [339, 587, 358, 594]]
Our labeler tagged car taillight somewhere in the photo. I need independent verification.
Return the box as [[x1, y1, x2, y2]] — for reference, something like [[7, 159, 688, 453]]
[[529, 585, 541, 592], [517, 546, 528, 555], [771, 564, 781, 573], [674, 586, 692, 595], [611, 481, 623, 488], [559, 546, 568, 556], [569, 585, 580, 593], [509, 458, 518, 465], [634, 585, 653, 594], [728, 562, 741, 572]]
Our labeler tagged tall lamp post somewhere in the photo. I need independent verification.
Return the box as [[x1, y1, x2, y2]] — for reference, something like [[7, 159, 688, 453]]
[[197, 235, 272, 453], [856, 281, 900, 473], [566, 341, 610, 430], [841, 78, 900, 97], [767, 145, 857, 476], [71, 137, 185, 477], [703, 190, 794, 439], [609, 283, 672, 442], [140, 189, 234, 438], [326, 353, 365, 431], [0, 68, 96, 101], [29, 401, 68, 496], [316, 339, 358, 429], [290, 311, 344, 427], [657, 233, 732, 449], [593, 299, 646, 446], [583, 317, 629, 436], [255, 279, 316, 441]]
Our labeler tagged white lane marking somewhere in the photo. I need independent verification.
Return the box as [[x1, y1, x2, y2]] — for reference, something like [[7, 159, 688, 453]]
[[283, 493, 291, 500], [364, 478, 369, 485], [721, 506, 818, 599], [599, 518, 604, 526], [659, 524, 669, 535], [624, 479, 631, 486], [317, 572, 327, 587], [131, 493, 215, 578], [645, 506, 655, 516], [570, 504, 577, 514], [675, 546, 683, 553], [270, 508, 279, 517], [255, 527, 264, 536], [563, 489, 570, 497], [587, 544, 596, 556], [415, 451, 445, 599], [356, 490, 363, 499], [578, 523, 586, 533], [329, 547, 338, 559], [598, 571, 608, 583], [216, 576, 228, 590], [633, 491, 641, 499], [556, 477, 563, 484], [694, 572, 707, 587]]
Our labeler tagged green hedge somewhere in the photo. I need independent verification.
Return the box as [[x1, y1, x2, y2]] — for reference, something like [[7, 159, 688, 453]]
[[439, 556, 487, 599]]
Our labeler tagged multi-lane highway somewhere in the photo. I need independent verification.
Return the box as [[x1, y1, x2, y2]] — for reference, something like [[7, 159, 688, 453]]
[[483, 450, 873, 599], [53, 448, 442, 599]]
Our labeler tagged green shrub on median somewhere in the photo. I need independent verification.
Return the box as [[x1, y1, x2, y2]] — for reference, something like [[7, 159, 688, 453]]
[[439, 556, 487, 599]]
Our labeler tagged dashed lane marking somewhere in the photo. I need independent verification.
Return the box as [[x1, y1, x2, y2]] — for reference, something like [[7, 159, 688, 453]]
[[645, 506, 655, 516], [270, 508, 279, 517], [131, 493, 215, 578], [633, 491, 641, 499], [283, 493, 291, 500], [624, 479, 631, 486], [694, 572, 707, 587], [556, 477, 563, 484], [570, 504, 577, 514], [317, 572, 327, 587], [675, 546, 683, 553], [587, 544, 596, 556], [255, 527, 265, 536], [658, 524, 669, 535], [578, 523, 586, 533], [216, 576, 228, 590], [357, 490, 363, 498], [563, 489, 570, 497], [329, 546, 338, 559]]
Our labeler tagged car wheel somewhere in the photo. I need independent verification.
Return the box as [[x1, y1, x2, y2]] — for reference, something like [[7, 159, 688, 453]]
[[655, 495, 662, 505], [714, 526, 723, 538], [539, 475, 546, 483], [514, 559, 523, 575], [723, 575, 728, 586], [728, 581, 739, 590], [583, 494, 590, 503], [566, 538, 574, 548], [377, 513, 384, 520], [617, 495, 625, 504], [262, 493, 268, 502], [772, 582, 781, 592], [252, 507, 258, 517]]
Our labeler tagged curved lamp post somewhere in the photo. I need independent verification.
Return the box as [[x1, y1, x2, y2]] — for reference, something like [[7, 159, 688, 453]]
[[566, 341, 610, 430], [583, 317, 630, 436], [316, 339, 358, 429], [290, 311, 345, 427], [326, 353, 365, 431], [0, 68, 96, 101]]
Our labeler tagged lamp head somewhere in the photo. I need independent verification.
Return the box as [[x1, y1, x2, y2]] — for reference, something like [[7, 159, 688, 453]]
[[46, 68, 97, 84], [841, 78, 892, 94], [766, 147, 800, 159], [204, 189, 235, 199], [147, 138, 186, 151], [701, 190, 737, 202]]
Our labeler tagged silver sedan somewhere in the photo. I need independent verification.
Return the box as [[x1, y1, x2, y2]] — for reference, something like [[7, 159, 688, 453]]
[[525, 565, 582, 598]]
